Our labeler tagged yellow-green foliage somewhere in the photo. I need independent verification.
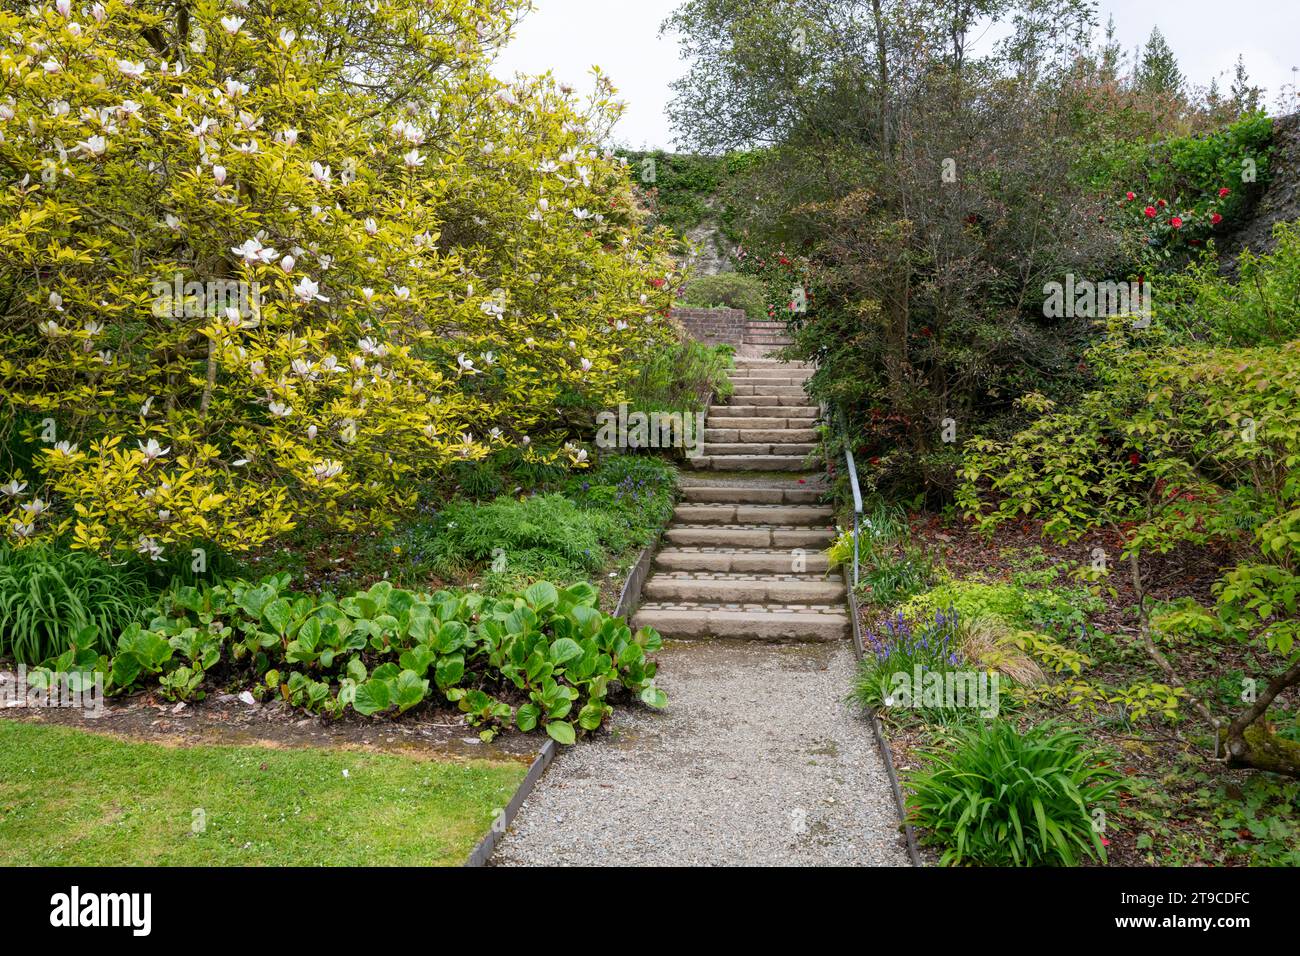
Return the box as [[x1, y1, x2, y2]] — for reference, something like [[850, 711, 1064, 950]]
[[0, 0, 682, 560]]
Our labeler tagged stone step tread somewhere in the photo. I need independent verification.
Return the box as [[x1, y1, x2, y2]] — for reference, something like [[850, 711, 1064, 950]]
[[705, 442, 817, 456], [673, 503, 834, 524], [677, 487, 824, 505], [642, 576, 846, 603], [632, 605, 849, 642], [708, 407, 818, 418], [704, 430, 818, 443], [652, 549, 832, 574], [690, 455, 820, 471]]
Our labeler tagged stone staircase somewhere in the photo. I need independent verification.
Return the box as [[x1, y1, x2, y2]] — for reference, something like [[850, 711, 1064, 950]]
[[633, 322, 849, 643]]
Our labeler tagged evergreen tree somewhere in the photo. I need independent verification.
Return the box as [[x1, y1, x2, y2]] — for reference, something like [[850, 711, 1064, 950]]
[[1135, 27, 1184, 99]]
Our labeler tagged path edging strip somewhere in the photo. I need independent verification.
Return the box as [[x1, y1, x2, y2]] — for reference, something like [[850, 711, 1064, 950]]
[[464, 737, 558, 867], [843, 536, 924, 866]]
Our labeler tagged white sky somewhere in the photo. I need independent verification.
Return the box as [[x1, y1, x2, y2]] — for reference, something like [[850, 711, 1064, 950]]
[[492, 0, 1300, 150]]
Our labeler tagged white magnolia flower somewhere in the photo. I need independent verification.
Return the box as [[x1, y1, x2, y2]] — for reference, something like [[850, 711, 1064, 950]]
[[37, 320, 61, 337], [117, 59, 145, 78], [268, 401, 292, 418], [136, 535, 164, 561], [579, 357, 593, 374], [233, 139, 258, 154], [279, 255, 295, 273], [52, 441, 78, 457], [364, 218, 378, 236], [0, 103, 13, 122], [48, 291, 64, 311], [231, 458, 250, 467], [306, 424, 319, 440], [291, 358, 314, 379], [11, 520, 35, 539], [311, 459, 343, 482], [360, 287, 375, 301], [212, 165, 227, 185], [279, 128, 299, 146], [248, 359, 265, 378], [422, 424, 438, 440], [223, 78, 250, 98], [402, 148, 423, 168], [21, 498, 48, 518], [572, 207, 592, 221], [521, 435, 531, 446], [0, 480, 28, 496], [157, 509, 171, 522], [82, 320, 103, 336], [481, 351, 495, 366], [278, 28, 296, 48], [390, 120, 424, 144], [43, 58, 62, 74], [309, 161, 330, 184], [292, 277, 328, 302], [220, 16, 245, 34], [56, 0, 72, 19], [392, 286, 410, 300], [91, 3, 105, 22], [456, 353, 476, 374], [137, 438, 170, 461], [231, 237, 277, 265], [74, 133, 105, 158]]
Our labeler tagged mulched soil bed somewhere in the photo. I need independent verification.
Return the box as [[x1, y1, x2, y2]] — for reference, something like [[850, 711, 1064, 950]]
[[868, 512, 1295, 867], [0, 684, 541, 763]]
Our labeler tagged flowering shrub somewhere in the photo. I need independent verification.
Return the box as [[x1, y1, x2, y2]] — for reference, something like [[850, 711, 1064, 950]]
[[0, 0, 682, 560]]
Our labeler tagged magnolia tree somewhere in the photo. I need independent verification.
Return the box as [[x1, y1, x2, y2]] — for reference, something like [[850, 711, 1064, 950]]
[[0, 0, 681, 559]]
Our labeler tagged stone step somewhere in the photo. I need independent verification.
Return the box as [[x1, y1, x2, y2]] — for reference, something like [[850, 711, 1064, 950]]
[[642, 573, 846, 604], [705, 442, 817, 456], [690, 454, 819, 472], [734, 357, 812, 368], [729, 368, 812, 379], [729, 394, 818, 408], [704, 428, 818, 443], [653, 547, 831, 574], [632, 603, 849, 642], [672, 503, 835, 526], [709, 405, 817, 420], [745, 336, 794, 344], [728, 384, 808, 398], [706, 415, 814, 430], [678, 486, 824, 505], [664, 524, 835, 548]]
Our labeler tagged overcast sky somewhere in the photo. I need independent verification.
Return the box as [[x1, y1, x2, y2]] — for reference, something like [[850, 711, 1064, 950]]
[[491, 0, 1300, 150]]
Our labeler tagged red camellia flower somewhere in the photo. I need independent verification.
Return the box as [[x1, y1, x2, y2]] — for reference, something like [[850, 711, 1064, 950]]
[[1143, 206, 1157, 218], [1169, 216, 1183, 229], [1129, 452, 1140, 466], [1211, 212, 1223, 224], [649, 278, 665, 288], [1125, 191, 1136, 201], [1219, 187, 1231, 198], [1157, 199, 1167, 208], [778, 256, 791, 266]]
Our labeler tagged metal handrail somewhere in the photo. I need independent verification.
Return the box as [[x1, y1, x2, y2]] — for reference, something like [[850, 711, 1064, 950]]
[[833, 406, 865, 590]]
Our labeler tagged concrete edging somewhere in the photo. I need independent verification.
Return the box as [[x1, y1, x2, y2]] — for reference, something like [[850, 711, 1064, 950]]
[[843, 564, 924, 867]]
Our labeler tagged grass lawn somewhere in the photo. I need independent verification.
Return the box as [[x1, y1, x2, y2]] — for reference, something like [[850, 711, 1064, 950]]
[[0, 721, 527, 866]]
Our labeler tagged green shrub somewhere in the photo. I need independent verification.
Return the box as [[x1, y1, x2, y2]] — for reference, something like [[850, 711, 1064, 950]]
[[680, 273, 768, 320], [626, 338, 734, 414], [907, 720, 1121, 866], [0, 545, 152, 664]]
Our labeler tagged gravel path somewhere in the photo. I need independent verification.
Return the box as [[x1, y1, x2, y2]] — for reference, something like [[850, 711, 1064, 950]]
[[494, 639, 910, 866]]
